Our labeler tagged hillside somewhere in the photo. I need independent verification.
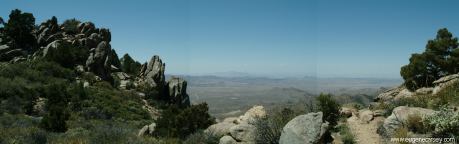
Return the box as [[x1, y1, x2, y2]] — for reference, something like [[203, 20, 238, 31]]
[[0, 9, 215, 143]]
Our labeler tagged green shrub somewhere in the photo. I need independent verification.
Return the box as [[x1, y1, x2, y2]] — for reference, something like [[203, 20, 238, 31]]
[[316, 93, 341, 126], [406, 114, 429, 134], [183, 130, 219, 144], [0, 114, 47, 144], [254, 108, 297, 144], [40, 82, 70, 132], [336, 124, 356, 144], [81, 86, 150, 121], [154, 103, 215, 139], [44, 41, 89, 68], [392, 126, 410, 144], [423, 107, 459, 139]]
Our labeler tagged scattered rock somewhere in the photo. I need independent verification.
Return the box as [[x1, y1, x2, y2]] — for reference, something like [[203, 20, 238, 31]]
[[279, 112, 329, 144]]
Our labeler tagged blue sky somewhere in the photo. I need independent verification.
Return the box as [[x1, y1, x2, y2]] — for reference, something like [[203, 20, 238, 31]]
[[2, 0, 459, 78]]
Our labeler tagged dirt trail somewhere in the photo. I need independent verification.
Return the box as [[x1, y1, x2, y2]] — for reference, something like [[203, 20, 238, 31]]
[[347, 114, 385, 144]]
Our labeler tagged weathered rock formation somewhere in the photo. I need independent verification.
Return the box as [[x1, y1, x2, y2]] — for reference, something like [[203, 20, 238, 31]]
[[139, 55, 166, 88], [85, 41, 114, 80], [279, 112, 329, 144], [167, 77, 190, 107]]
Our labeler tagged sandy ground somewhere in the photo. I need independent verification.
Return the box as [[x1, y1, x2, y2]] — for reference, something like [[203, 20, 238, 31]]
[[347, 114, 385, 144]]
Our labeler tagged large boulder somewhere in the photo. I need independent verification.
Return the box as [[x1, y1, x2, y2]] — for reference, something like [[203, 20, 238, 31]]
[[229, 123, 256, 143], [167, 77, 190, 107], [432, 74, 459, 94], [279, 112, 329, 144], [234, 105, 266, 124], [359, 109, 374, 123], [212, 107, 265, 144], [378, 106, 435, 138], [205, 117, 237, 136], [340, 107, 357, 118]]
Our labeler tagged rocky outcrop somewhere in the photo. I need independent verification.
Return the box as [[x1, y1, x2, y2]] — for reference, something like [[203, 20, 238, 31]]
[[374, 85, 413, 102], [112, 72, 133, 89], [0, 44, 25, 62], [378, 106, 435, 138], [279, 112, 329, 144], [85, 41, 114, 80], [167, 77, 190, 107], [139, 55, 166, 88], [210, 106, 266, 144], [432, 73, 459, 94], [37, 17, 60, 47]]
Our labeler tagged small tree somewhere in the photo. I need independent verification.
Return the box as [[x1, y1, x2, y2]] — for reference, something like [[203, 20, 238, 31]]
[[61, 18, 81, 34], [154, 103, 215, 138], [120, 54, 141, 75], [316, 93, 341, 126], [40, 82, 70, 132], [2, 9, 36, 49], [401, 28, 459, 91]]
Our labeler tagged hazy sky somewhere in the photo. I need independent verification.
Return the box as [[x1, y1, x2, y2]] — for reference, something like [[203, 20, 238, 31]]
[[2, 0, 459, 78]]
